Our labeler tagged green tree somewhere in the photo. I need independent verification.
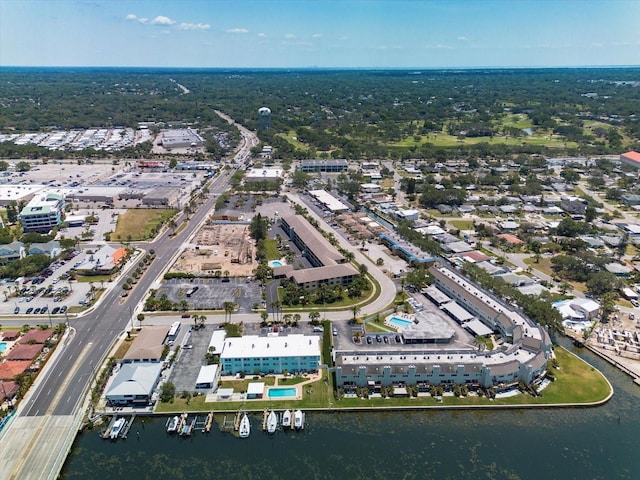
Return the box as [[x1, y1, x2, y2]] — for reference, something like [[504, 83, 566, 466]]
[[160, 381, 176, 403]]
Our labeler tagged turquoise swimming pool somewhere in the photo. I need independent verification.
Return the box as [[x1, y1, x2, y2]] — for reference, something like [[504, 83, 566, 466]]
[[0, 342, 7, 353], [271, 261, 283, 267], [267, 387, 297, 399], [388, 316, 413, 328]]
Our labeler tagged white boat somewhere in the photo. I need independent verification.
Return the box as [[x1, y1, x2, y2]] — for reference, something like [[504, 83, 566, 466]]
[[266, 410, 278, 434], [166, 416, 179, 433], [109, 418, 126, 439], [239, 413, 251, 439], [293, 410, 304, 430], [281, 409, 292, 428]]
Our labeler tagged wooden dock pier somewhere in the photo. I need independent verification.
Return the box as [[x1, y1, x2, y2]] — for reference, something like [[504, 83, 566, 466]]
[[262, 410, 268, 431], [205, 412, 214, 433]]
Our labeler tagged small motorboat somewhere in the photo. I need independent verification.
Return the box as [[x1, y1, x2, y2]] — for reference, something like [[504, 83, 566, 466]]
[[293, 410, 304, 430], [166, 416, 179, 433], [266, 410, 278, 434], [281, 409, 292, 428], [239, 413, 251, 439], [109, 417, 126, 439]]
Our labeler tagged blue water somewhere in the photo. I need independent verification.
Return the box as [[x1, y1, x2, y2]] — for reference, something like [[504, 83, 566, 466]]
[[388, 316, 413, 327], [267, 387, 296, 398], [269, 260, 283, 268], [0, 342, 7, 353]]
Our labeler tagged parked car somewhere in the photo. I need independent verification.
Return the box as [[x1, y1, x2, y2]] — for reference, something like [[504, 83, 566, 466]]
[[375, 335, 382, 343], [366, 336, 372, 344], [40, 306, 48, 314], [34, 308, 41, 314], [13, 306, 19, 314], [26, 307, 33, 314], [59, 306, 67, 314], [51, 307, 60, 315], [383, 336, 389, 343]]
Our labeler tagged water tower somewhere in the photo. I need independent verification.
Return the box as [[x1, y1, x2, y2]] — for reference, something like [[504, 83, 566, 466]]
[[258, 107, 271, 130]]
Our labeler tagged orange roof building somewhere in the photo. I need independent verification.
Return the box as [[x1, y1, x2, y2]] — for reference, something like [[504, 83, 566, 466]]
[[112, 247, 127, 265], [0, 361, 32, 381], [497, 233, 524, 244], [5, 344, 44, 361], [0, 380, 19, 402], [18, 329, 54, 345], [620, 151, 640, 168]]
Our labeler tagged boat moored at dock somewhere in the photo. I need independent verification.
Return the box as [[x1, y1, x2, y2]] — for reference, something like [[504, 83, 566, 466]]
[[293, 410, 305, 430], [166, 416, 179, 433], [239, 413, 251, 439], [266, 410, 278, 434], [282, 410, 292, 428]]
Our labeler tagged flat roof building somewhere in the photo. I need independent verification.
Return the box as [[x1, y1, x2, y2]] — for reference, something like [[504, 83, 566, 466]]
[[220, 334, 321, 375], [300, 159, 348, 173], [195, 364, 220, 390], [245, 167, 283, 183], [308, 189, 350, 212], [19, 191, 65, 233], [161, 128, 203, 149]]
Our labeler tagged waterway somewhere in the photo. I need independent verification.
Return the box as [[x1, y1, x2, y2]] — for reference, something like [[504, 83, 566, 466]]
[[61, 342, 640, 480]]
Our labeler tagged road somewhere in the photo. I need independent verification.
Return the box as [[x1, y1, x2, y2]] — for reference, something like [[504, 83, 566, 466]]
[[0, 112, 258, 480]]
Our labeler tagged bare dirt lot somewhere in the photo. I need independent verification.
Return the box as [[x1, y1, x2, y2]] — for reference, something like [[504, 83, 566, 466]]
[[172, 223, 258, 277]]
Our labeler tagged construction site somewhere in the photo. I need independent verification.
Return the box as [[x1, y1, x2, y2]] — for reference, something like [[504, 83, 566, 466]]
[[171, 223, 258, 277]]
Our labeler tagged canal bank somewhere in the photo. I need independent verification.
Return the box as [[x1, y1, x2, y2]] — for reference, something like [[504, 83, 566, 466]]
[[60, 338, 640, 480]]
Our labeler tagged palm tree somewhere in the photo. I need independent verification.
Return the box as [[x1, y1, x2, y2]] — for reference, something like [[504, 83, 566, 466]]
[[308, 310, 320, 325], [351, 304, 361, 323], [222, 301, 235, 323]]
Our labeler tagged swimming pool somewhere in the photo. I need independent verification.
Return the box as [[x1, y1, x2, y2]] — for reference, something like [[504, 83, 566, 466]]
[[388, 316, 414, 328], [0, 342, 7, 353], [267, 387, 297, 399], [268, 260, 284, 268]]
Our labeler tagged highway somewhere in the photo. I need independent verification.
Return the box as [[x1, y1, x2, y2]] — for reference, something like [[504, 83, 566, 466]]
[[0, 112, 258, 480]]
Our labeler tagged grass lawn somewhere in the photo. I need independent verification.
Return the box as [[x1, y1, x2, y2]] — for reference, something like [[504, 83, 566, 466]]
[[263, 238, 281, 261], [277, 130, 308, 150], [278, 376, 307, 386], [114, 209, 176, 241], [523, 256, 554, 276], [155, 346, 610, 414], [156, 371, 333, 413], [449, 220, 474, 230], [389, 132, 577, 149], [74, 274, 112, 283], [364, 321, 395, 333]]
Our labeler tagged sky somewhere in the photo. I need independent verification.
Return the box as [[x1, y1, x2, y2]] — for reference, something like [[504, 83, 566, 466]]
[[1, 0, 639, 68]]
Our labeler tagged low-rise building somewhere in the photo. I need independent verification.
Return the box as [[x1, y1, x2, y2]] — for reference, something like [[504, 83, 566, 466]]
[[105, 362, 163, 406], [300, 159, 348, 173], [619, 151, 640, 169], [220, 334, 321, 375]]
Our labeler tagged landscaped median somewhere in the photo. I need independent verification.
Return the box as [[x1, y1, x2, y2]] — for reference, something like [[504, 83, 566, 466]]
[[154, 346, 612, 414]]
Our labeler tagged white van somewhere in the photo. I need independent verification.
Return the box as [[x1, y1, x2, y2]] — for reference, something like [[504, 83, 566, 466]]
[[312, 326, 323, 333]]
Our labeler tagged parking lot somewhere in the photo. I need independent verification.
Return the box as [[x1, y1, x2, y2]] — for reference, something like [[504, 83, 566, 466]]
[[168, 324, 216, 394], [159, 277, 262, 313], [0, 251, 92, 317]]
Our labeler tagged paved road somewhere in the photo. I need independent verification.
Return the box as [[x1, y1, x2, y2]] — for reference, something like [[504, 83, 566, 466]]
[[0, 112, 258, 480]]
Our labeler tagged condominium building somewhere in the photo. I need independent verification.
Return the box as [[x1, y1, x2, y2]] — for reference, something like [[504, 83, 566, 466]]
[[19, 191, 65, 233], [220, 334, 321, 375]]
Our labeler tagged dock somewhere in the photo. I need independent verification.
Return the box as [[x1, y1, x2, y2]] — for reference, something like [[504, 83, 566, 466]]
[[204, 412, 214, 433], [120, 414, 135, 439], [101, 416, 117, 439], [221, 415, 235, 431], [234, 411, 242, 432], [262, 410, 268, 431]]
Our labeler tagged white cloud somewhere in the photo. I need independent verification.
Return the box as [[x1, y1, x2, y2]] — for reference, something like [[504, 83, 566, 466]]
[[457, 36, 469, 42], [138, 17, 148, 24], [285, 33, 296, 39], [125, 14, 137, 21], [179, 22, 211, 31], [425, 44, 454, 50], [151, 16, 175, 26], [312, 33, 323, 38], [227, 28, 248, 34], [257, 32, 266, 38]]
